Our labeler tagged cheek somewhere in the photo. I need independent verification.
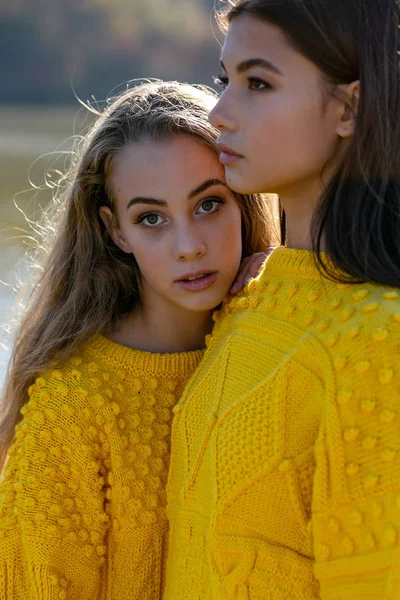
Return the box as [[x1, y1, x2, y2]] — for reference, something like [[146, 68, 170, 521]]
[[249, 101, 334, 174], [127, 236, 169, 285], [254, 98, 312, 148], [213, 208, 243, 264]]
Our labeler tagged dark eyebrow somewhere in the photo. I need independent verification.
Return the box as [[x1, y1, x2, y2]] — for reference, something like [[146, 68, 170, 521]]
[[221, 58, 283, 76], [126, 197, 167, 210], [127, 178, 227, 209], [188, 178, 228, 199]]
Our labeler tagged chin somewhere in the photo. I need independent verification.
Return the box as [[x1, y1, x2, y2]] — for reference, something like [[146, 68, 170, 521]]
[[181, 294, 225, 313], [224, 169, 256, 195]]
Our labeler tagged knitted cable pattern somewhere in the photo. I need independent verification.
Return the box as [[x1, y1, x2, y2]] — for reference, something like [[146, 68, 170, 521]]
[[164, 247, 400, 600]]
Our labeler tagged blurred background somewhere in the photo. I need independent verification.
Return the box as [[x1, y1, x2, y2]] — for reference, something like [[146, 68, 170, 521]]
[[0, 0, 223, 381]]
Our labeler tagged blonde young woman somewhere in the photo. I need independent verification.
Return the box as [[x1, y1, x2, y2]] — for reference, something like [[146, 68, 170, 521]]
[[0, 82, 279, 600]]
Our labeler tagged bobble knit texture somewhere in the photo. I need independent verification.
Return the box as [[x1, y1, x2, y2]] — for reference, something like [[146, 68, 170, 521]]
[[0, 335, 203, 600], [165, 248, 400, 600]]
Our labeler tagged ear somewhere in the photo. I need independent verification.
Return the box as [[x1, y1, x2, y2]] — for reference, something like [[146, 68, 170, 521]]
[[336, 80, 360, 139], [98, 206, 132, 254]]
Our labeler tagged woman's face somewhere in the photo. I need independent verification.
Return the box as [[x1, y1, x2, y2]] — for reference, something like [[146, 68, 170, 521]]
[[101, 136, 242, 313], [209, 15, 344, 197]]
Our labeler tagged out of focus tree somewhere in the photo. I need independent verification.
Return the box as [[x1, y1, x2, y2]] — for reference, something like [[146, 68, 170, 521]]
[[0, 0, 221, 105]]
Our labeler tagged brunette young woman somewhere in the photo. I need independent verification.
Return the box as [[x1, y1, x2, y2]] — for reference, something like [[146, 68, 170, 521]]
[[164, 2, 400, 598]]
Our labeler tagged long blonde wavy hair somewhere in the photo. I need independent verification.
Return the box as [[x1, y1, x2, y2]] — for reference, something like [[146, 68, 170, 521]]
[[0, 81, 281, 468]]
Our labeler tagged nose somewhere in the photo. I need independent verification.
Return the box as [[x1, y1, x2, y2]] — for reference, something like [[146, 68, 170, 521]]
[[173, 221, 206, 262], [209, 90, 236, 132]]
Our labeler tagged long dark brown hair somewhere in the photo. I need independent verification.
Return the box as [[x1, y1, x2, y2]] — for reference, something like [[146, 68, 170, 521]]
[[218, 0, 400, 286], [0, 81, 281, 468]]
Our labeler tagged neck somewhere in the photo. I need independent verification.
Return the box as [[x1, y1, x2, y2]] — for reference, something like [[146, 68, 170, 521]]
[[278, 176, 324, 251], [112, 294, 213, 354]]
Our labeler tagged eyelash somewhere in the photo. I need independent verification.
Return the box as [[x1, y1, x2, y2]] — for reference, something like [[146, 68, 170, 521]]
[[197, 197, 224, 215], [214, 74, 271, 92], [136, 212, 165, 228], [136, 198, 224, 228], [213, 75, 229, 88]]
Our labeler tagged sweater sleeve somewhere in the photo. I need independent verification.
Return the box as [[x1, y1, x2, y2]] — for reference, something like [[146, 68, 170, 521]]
[[312, 315, 400, 599], [0, 371, 109, 600]]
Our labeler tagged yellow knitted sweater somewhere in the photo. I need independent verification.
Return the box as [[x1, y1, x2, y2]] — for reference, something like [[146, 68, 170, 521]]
[[0, 335, 203, 600], [164, 248, 400, 600]]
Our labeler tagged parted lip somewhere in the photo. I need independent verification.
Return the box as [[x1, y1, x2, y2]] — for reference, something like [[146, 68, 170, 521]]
[[175, 270, 216, 282], [216, 141, 242, 157]]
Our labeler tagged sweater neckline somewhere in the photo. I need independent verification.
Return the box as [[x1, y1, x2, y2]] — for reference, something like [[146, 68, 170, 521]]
[[86, 334, 204, 378], [262, 247, 336, 280]]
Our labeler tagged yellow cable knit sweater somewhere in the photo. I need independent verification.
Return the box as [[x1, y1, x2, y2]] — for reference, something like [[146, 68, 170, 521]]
[[0, 335, 203, 600], [164, 248, 400, 600]]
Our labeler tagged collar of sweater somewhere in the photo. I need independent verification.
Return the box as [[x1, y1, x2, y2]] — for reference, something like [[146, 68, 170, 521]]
[[85, 334, 204, 378], [262, 247, 351, 282]]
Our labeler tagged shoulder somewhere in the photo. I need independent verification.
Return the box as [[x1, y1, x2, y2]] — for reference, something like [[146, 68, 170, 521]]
[[302, 282, 400, 362], [337, 283, 400, 331], [313, 283, 400, 503], [5, 344, 115, 500], [19, 340, 117, 434], [312, 282, 400, 409]]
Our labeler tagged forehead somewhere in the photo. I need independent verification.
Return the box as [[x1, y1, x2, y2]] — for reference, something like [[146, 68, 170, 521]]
[[222, 15, 324, 87], [111, 136, 225, 204], [222, 15, 289, 64]]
